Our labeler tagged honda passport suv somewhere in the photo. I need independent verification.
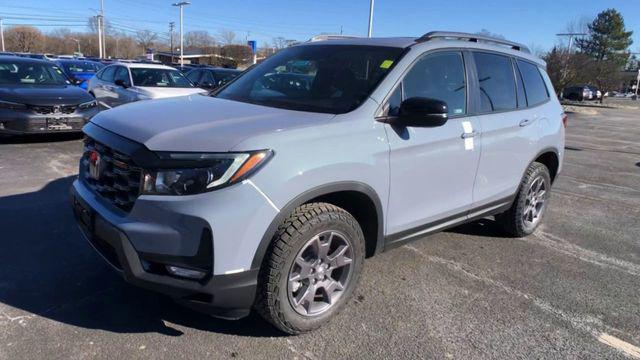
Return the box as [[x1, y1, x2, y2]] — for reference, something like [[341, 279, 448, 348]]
[[71, 32, 565, 334]]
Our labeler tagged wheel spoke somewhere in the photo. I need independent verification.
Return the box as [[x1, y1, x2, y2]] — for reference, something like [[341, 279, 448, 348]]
[[328, 244, 352, 269], [312, 234, 332, 261], [319, 279, 344, 305], [295, 283, 316, 311]]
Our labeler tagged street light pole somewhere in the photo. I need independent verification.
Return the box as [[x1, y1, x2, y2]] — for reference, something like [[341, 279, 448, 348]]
[[367, 0, 374, 38], [100, 0, 106, 58], [169, 22, 175, 64], [172, 2, 190, 67], [96, 15, 103, 58]]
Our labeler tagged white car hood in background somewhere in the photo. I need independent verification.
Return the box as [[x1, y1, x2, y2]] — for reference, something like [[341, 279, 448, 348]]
[[91, 95, 335, 152], [135, 86, 207, 99]]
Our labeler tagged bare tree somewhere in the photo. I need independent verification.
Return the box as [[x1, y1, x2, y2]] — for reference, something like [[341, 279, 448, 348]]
[[185, 30, 216, 48], [136, 30, 158, 52], [5, 26, 44, 52], [218, 29, 236, 45]]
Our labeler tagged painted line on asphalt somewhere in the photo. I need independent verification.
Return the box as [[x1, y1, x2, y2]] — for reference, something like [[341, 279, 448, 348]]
[[402, 244, 640, 358], [598, 333, 640, 359]]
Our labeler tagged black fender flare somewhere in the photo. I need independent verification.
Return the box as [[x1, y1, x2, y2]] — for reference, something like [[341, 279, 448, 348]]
[[250, 181, 385, 270]]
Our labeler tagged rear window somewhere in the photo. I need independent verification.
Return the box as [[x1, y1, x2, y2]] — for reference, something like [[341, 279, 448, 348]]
[[517, 60, 549, 106], [61, 61, 102, 73], [474, 52, 517, 112]]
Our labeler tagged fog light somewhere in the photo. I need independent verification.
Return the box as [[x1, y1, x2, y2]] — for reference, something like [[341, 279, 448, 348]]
[[166, 265, 207, 280]]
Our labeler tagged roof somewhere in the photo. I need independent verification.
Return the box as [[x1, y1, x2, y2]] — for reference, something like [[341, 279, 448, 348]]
[[0, 56, 55, 65], [302, 32, 544, 65], [114, 62, 177, 70]]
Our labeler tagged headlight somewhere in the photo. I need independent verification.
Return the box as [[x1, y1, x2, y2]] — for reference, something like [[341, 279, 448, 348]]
[[0, 100, 27, 110], [79, 100, 98, 109], [141, 150, 272, 195]]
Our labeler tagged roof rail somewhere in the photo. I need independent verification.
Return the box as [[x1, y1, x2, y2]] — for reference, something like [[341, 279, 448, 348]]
[[416, 31, 530, 53], [308, 34, 360, 42]]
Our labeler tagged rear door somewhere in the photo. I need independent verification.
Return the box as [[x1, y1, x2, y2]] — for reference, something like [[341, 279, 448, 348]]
[[384, 50, 482, 242], [92, 65, 116, 108], [471, 52, 544, 207], [112, 66, 136, 107]]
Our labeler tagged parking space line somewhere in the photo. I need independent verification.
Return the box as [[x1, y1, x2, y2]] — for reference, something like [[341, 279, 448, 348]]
[[598, 333, 640, 359], [402, 244, 640, 357]]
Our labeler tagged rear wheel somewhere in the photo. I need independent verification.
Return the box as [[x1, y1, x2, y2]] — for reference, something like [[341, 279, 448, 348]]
[[497, 162, 551, 237], [255, 202, 365, 334]]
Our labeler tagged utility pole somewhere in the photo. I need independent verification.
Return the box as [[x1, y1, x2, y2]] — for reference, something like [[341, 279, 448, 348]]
[[172, 2, 190, 67], [169, 22, 175, 64], [96, 15, 103, 58], [367, 0, 374, 37], [100, 0, 106, 58], [556, 33, 587, 54], [0, 18, 5, 52], [555, 32, 586, 83]]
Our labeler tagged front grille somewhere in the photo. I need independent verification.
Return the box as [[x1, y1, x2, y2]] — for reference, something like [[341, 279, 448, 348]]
[[29, 104, 77, 115], [81, 136, 142, 212]]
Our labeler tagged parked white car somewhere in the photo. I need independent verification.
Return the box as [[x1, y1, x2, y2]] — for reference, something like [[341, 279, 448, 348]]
[[87, 63, 206, 108]]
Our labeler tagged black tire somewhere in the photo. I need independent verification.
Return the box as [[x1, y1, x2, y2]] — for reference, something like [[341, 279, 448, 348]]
[[496, 162, 551, 237], [255, 202, 365, 334]]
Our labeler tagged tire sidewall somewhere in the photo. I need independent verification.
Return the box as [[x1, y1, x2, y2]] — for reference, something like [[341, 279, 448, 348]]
[[517, 164, 551, 234], [275, 211, 365, 332]]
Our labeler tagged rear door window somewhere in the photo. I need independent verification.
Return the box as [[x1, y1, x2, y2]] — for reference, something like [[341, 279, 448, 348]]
[[474, 52, 517, 112], [517, 60, 549, 106], [186, 70, 201, 84], [100, 66, 116, 82], [402, 51, 467, 115], [114, 66, 131, 87]]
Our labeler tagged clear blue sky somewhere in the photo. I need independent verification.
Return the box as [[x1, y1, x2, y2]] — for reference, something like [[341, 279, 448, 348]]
[[1, 0, 638, 51]]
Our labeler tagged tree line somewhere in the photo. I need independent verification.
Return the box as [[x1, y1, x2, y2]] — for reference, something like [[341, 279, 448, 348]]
[[544, 9, 635, 98]]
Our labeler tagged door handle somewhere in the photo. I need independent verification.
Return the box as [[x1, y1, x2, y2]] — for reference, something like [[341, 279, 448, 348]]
[[461, 131, 479, 139], [519, 118, 534, 127]]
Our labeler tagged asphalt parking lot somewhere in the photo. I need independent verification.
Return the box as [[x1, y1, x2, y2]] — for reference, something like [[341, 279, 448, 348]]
[[0, 105, 639, 359]]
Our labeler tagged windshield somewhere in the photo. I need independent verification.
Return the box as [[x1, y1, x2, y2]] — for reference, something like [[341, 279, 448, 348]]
[[215, 45, 405, 114], [0, 60, 70, 85], [61, 61, 102, 73], [130, 68, 193, 88]]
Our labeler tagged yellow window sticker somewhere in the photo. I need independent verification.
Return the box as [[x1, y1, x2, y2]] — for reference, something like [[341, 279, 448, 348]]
[[380, 60, 394, 69]]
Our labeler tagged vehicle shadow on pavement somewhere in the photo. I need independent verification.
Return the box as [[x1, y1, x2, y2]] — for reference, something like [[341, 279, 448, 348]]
[[447, 218, 511, 238], [0, 175, 283, 338], [0, 133, 83, 144]]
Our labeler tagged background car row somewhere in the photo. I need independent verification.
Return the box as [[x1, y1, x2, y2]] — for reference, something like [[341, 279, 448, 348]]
[[0, 53, 241, 136]]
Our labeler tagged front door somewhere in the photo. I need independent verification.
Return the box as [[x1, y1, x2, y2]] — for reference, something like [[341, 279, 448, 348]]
[[384, 51, 481, 242]]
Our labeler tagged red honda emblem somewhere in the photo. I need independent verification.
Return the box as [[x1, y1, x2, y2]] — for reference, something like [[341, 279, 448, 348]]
[[88, 150, 102, 180]]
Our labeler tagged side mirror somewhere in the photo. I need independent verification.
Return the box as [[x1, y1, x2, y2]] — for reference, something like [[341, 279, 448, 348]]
[[394, 97, 448, 127], [114, 79, 129, 88]]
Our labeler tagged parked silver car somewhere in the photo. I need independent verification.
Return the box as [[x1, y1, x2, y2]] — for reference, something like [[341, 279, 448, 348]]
[[87, 63, 206, 108], [72, 32, 565, 334]]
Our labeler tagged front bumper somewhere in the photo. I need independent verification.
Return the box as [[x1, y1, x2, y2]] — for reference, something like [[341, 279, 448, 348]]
[[0, 107, 99, 134], [70, 180, 266, 319]]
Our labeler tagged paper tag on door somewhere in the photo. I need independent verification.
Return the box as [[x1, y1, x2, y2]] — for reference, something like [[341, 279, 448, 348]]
[[462, 121, 474, 150]]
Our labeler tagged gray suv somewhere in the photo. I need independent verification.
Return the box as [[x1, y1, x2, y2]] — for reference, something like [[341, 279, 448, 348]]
[[71, 32, 565, 334]]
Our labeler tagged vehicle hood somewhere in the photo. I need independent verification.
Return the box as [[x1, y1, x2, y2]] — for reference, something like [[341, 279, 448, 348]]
[[91, 95, 335, 152], [135, 86, 207, 99], [0, 85, 94, 105]]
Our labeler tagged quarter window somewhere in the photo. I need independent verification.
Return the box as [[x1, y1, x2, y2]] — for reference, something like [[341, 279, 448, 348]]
[[517, 60, 549, 106], [474, 52, 517, 112], [402, 52, 467, 115]]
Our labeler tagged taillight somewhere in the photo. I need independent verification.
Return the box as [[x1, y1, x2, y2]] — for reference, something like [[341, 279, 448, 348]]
[[562, 113, 568, 128]]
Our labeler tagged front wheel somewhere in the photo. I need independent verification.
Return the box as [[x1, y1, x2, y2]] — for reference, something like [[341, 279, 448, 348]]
[[497, 162, 551, 237], [255, 203, 365, 334]]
